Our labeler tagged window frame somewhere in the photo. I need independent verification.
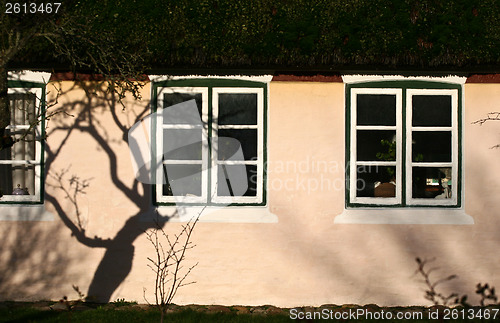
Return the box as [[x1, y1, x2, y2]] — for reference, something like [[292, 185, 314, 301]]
[[155, 86, 209, 204], [346, 81, 462, 208], [405, 88, 459, 206], [349, 88, 403, 206], [0, 80, 45, 204], [152, 79, 267, 207]]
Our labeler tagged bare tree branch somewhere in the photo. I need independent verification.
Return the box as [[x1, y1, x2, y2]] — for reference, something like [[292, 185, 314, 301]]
[[472, 112, 500, 149], [144, 212, 201, 323], [472, 112, 500, 126]]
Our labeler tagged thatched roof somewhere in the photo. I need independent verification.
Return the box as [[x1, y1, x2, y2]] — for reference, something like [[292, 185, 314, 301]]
[[10, 0, 500, 74]]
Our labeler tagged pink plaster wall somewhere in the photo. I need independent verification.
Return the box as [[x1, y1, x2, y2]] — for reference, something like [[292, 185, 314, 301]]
[[0, 79, 499, 307]]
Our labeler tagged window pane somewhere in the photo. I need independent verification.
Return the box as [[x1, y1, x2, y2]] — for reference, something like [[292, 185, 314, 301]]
[[218, 93, 257, 125], [0, 129, 36, 160], [357, 94, 396, 126], [412, 131, 451, 162], [412, 167, 452, 199], [163, 129, 203, 160], [217, 165, 256, 197], [0, 146, 9, 160], [356, 165, 396, 197], [10, 93, 36, 126], [412, 95, 451, 127], [162, 164, 202, 197], [163, 93, 203, 124], [0, 164, 35, 196], [357, 130, 396, 161], [218, 129, 257, 161]]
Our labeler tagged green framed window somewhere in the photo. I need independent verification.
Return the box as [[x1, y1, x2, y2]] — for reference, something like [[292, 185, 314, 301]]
[[346, 81, 461, 208], [152, 79, 267, 206], [0, 81, 45, 204]]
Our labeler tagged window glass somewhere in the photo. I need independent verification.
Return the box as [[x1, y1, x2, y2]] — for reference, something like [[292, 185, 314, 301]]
[[357, 94, 396, 126], [163, 129, 203, 160], [1, 91, 40, 201], [356, 165, 396, 198], [412, 167, 452, 199], [0, 129, 35, 161], [356, 130, 396, 161], [217, 164, 257, 197], [162, 164, 202, 197], [0, 164, 35, 196], [218, 129, 257, 161], [163, 93, 203, 124], [10, 93, 36, 125], [412, 131, 451, 162], [218, 93, 257, 125], [412, 95, 451, 127]]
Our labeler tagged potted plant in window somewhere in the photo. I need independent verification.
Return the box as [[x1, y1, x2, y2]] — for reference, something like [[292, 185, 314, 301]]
[[374, 139, 397, 197]]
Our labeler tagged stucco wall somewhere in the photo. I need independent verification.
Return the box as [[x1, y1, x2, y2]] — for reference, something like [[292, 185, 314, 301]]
[[0, 79, 499, 307]]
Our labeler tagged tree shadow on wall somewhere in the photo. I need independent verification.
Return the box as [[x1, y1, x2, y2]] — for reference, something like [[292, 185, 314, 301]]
[[0, 219, 71, 300], [44, 80, 173, 302]]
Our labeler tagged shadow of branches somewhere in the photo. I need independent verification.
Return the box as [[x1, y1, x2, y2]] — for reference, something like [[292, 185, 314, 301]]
[[43, 79, 171, 302], [415, 257, 500, 308], [0, 220, 71, 300]]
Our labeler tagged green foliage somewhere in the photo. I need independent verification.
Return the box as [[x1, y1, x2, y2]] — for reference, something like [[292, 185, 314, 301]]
[[375, 139, 397, 179], [376, 139, 396, 162], [112, 298, 138, 306], [9, 0, 500, 70], [0, 306, 291, 323]]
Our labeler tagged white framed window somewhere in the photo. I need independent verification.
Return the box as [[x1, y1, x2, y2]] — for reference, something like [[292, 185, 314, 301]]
[[211, 87, 264, 204], [153, 80, 266, 206], [349, 88, 403, 205], [155, 87, 209, 204], [0, 86, 44, 203], [347, 81, 461, 208], [405, 89, 458, 206]]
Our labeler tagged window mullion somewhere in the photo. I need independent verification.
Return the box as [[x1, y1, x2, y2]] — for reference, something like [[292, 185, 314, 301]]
[[202, 88, 210, 204], [349, 89, 357, 203], [218, 125, 258, 130], [395, 89, 403, 205], [356, 161, 397, 166], [412, 126, 452, 132], [405, 89, 413, 205], [452, 89, 459, 206], [210, 87, 217, 203], [356, 125, 397, 130]]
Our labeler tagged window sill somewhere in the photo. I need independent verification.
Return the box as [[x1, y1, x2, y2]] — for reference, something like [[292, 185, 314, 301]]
[[334, 208, 474, 225], [0, 204, 54, 221], [141, 205, 278, 223]]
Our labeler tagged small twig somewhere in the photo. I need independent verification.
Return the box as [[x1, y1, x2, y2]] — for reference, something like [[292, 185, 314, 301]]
[[472, 112, 500, 126], [47, 167, 92, 231]]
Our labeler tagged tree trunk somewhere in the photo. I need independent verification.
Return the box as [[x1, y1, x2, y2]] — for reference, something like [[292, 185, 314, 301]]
[[0, 64, 9, 134], [0, 64, 14, 151]]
